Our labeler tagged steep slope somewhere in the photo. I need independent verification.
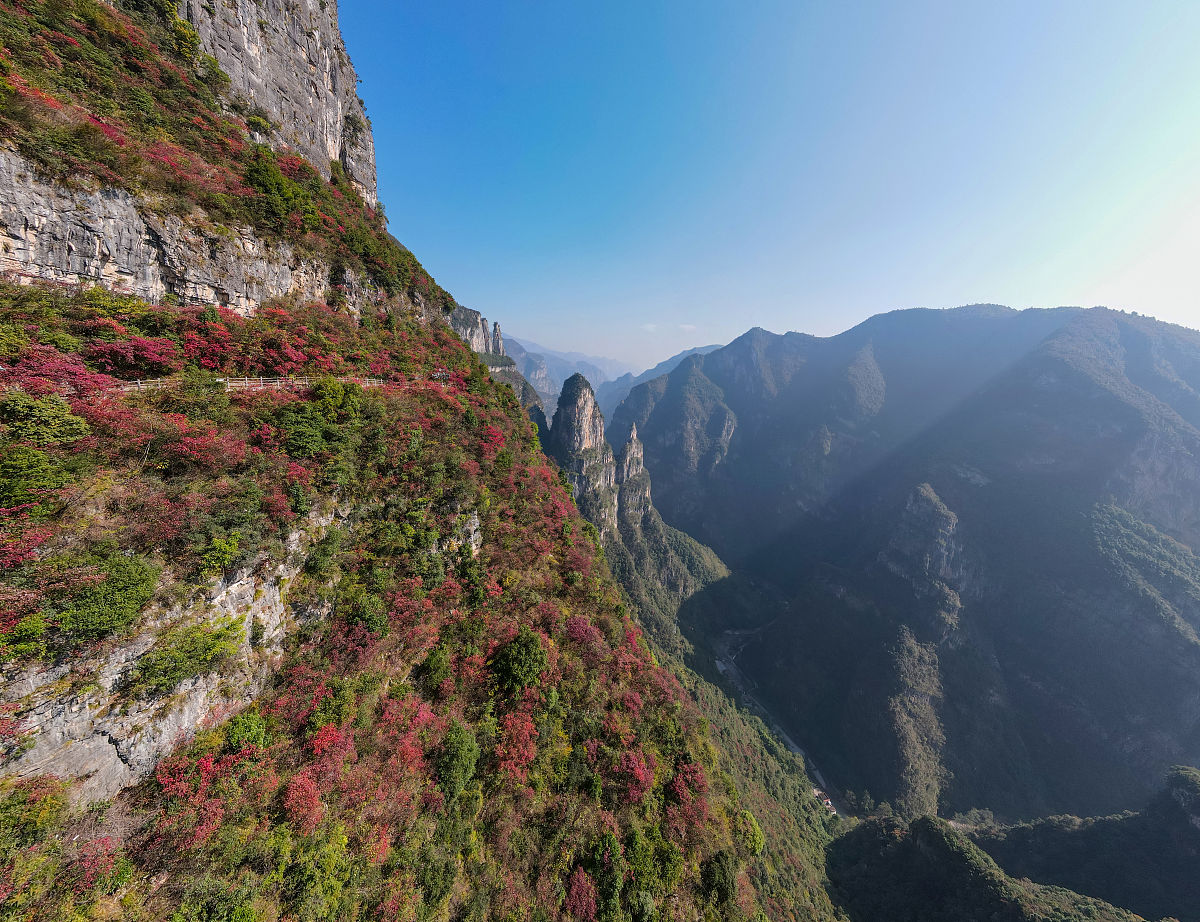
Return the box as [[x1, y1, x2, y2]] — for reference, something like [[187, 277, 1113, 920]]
[[630, 305, 1200, 821], [179, 0, 378, 204], [596, 344, 723, 423], [544, 375, 730, 658], [826, 816, 1148, 922], [0, 0, 448, 314], [0, 281, 845, 922], [969, 767, 1200, 921], [611, 306, 1080, 562]]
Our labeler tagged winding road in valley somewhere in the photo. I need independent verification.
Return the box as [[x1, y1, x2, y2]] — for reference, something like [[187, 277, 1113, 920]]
[[714, 626, 847, 815]]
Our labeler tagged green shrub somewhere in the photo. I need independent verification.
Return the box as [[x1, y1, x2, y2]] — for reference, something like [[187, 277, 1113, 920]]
[[226, 711, 268, 751], [336, 583, 387, 635], [0, 392, 88, 446], [0, 443, 70, 510], [420, 643, 452, 691], [59, 551, 160, 640], [201, 532, 241, 577], [304, 527, 345, 578], [701, 850, 738, 906], [734, 809, 765, 858], [490, 624, 547, 695], [131, 617, 242, 697], [436, 720, 479, 798], [309, 678, 355, 730]]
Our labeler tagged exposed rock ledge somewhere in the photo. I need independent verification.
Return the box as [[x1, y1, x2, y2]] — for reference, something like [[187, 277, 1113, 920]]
[[0, 147, 374, 314], [1, 503, 342, 804]]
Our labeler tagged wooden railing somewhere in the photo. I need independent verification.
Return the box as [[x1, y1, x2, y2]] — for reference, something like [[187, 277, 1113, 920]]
[[118, 375, 387, 393]]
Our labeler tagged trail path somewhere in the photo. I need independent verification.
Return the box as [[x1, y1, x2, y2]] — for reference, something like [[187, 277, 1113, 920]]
[[714, 626, 847, 814]]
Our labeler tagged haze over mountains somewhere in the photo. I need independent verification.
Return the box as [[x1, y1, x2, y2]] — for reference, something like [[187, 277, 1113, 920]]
[[607, 304, 1200, 820], [3, 0, 1199, 919]]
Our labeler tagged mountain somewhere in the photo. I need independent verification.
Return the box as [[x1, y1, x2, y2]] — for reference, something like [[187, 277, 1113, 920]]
[[826, 815, 1147, 922], [511, 338, 636, 383], [544, 374, 730, 657], [968, 766, 1200, 922], [0, 3, 1185, 920], [616, 305, 1200, 824], [506, 337, 635, 417], [597, 344, 724, 422]]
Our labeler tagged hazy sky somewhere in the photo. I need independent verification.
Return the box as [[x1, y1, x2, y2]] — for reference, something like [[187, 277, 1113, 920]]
[[340, 1, 1200, 370]]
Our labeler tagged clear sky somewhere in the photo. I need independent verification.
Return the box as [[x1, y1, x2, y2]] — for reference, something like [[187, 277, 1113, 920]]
[[339, 1, 1200, 370]]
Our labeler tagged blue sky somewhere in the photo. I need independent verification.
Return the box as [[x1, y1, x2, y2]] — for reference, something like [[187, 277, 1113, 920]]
[[340, 1, 1200, 370]]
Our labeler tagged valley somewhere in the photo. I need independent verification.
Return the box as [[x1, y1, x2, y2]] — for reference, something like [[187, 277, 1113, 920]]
[[0, 1, 1197, 920]]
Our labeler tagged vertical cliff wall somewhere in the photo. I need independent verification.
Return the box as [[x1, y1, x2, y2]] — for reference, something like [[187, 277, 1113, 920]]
[[179, 0, 377, 206]]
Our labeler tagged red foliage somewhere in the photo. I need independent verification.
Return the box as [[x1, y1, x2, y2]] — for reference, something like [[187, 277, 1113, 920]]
[[72, 837, 115, 894], [495, 711, 538, 784], [284, 772, 324, 835], [615, 749, 656, 805], [86, 336, 181, 376], [1, 345, 119, 396], [0, 505, 51, 571], [564, 866, 598, 922], [155, 750, 270, 847], [480, 424, 506, 460], [565, 616, 608, 667]]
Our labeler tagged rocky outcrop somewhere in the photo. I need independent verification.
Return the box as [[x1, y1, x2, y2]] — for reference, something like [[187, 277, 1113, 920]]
[[544, 378, 728, 658], [2, 505, 341, 804], [180, 0, 377, 206], [505, 339, 558, 413], [879, 483, 974, 638], [449, 306, 505, 355], [0, 148, 376, 313], [546, 375, 618, 537]]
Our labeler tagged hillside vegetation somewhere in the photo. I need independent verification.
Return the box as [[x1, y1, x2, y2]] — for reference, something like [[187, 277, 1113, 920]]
[[0, 2, 1187, 920], [0, 281, 835, 920]]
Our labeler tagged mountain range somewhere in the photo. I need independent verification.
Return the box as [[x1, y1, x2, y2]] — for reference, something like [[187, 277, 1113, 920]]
[[2, 1, 1198, 920], [609, 304, 1200, 821]]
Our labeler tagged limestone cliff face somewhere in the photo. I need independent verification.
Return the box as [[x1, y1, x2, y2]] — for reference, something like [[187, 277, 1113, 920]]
[[449, 306, 505, 355], [0, 0, 381, 313], [179, 0, 377, 206], [547, 374, 618, 537], [546, 378, 728, 656], [616, 424, 652, 521], [2, 504, 342, 804], [0, 149, 370, 314]]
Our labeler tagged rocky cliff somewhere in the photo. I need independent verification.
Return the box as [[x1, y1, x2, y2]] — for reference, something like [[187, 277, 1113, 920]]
[[546, 376, 728, 658], [0, 148, 357, 314], [545, 374, 619, 537], [449, 305, 505, 356], [179, 0, 377, 206], [0, 0, 393, 315], [3, 503, 342, 803]]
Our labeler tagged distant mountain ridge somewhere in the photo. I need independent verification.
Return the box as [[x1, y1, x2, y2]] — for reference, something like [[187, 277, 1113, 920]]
[[597, 343, 724, 422], [615, 304, 1200, 822]]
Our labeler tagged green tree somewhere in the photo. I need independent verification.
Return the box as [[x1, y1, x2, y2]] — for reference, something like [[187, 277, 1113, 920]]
[[490, 624, 547, 695], [436, 720, 479, 798]]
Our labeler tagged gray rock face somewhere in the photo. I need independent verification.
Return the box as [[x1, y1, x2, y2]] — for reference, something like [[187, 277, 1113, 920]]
[[2, 506, 340, 804], [180, 0, 377, 206], [0, 148, 374, 314], [449, 305, 505, 355], [546, 375, 618, 537]]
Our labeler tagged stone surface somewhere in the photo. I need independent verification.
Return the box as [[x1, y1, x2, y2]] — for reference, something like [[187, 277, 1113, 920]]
[[0, 148, 377, 314], [180, 0, 377, 206], [450, 305, 505, 355], [2, 506, 341, 804]]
